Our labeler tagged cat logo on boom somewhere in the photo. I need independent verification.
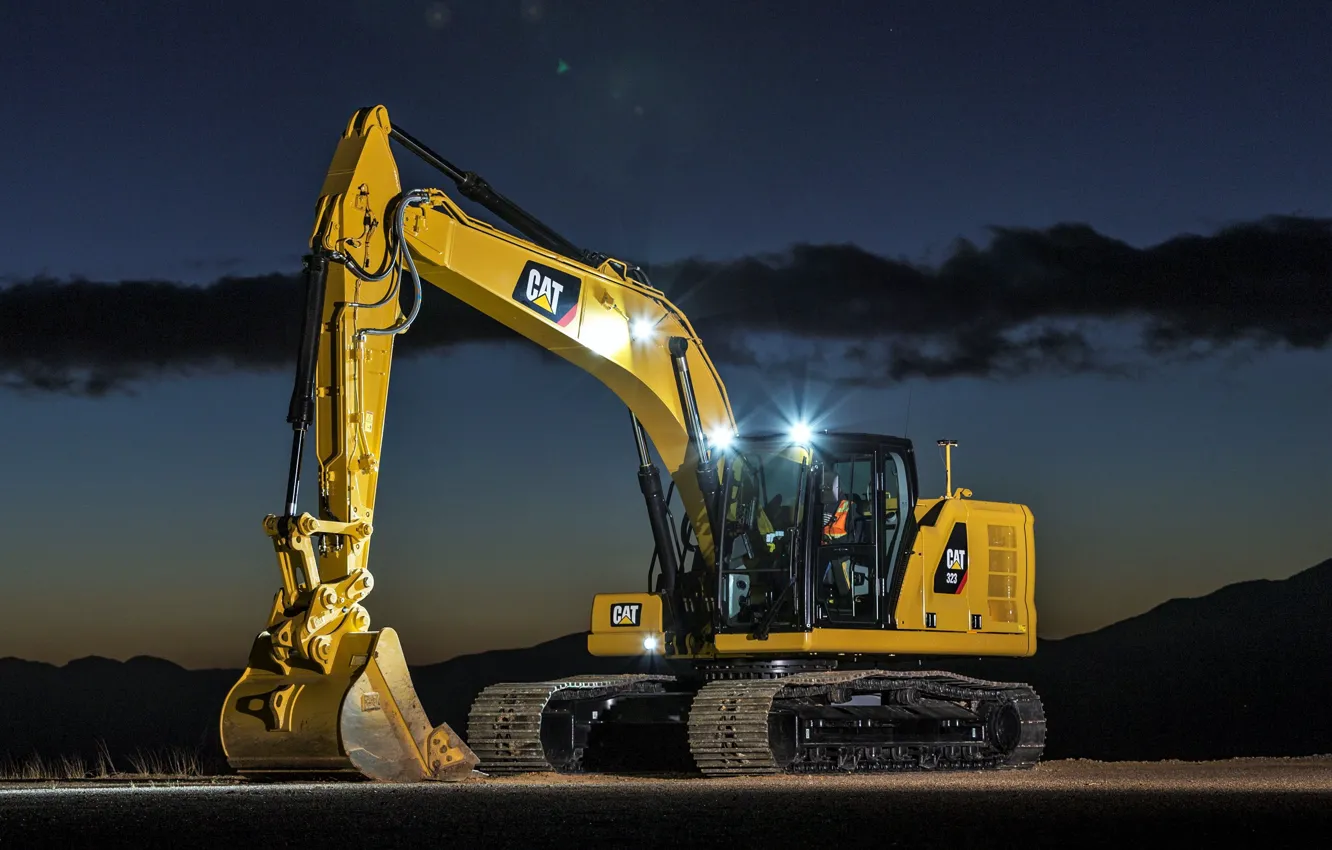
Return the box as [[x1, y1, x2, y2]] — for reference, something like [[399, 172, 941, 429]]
[[610, 603, 643, 627], [512, 261, 582, 327]]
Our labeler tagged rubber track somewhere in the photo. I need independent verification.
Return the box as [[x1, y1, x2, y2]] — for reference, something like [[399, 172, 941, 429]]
[[687, 669, 1046, 776], [466, 674, 674, 775]]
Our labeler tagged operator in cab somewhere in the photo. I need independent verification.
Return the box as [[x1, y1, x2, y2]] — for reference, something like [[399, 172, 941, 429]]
[[821, 474, 855, 600]]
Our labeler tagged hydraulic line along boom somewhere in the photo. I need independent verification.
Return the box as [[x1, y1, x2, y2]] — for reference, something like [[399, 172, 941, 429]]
[[220, 105, 736, 781]]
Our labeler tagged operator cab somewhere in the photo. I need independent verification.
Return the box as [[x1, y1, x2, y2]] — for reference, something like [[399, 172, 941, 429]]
[[713, 432, 918, 635]]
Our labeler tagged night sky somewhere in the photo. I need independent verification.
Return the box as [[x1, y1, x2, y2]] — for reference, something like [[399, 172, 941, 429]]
[[3, 1, 1329, 668]]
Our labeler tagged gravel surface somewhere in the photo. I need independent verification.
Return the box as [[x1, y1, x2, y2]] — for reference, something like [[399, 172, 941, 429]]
[[3, 758, 1330, 846]]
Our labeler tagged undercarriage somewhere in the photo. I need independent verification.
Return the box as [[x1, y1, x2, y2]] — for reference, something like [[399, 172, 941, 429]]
[[466, 662, 1046, 776]]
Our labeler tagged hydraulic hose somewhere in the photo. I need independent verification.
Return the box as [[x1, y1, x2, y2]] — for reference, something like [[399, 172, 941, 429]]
[[357, 190, 428, 340]]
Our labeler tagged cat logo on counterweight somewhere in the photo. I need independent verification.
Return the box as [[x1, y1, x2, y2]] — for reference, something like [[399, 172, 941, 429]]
[[932, 521, 969, 595], [610, 603, 643, 627], [512, 261, 582, 326]]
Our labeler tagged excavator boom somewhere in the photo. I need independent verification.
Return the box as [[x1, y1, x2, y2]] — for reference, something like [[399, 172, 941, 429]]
[[220, 105, 736, 779]]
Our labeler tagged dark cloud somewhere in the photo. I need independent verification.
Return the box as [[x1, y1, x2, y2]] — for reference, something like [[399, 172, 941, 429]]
[[650, 215, 1332, 385], [0, 272, 517, 396], [1, 216, 1328, 395]]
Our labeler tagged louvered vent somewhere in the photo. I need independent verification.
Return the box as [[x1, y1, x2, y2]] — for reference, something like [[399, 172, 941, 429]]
[[987, 524, 1018, 622]]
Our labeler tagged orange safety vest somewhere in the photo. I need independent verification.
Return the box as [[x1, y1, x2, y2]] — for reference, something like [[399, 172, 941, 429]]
[[823, 499, 851, 541]]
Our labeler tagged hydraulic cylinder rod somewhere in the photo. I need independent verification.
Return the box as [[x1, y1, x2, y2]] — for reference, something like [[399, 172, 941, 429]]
[[668, 336, 722, 539], [389, 125, 589, 266], [631, 412, 682, 601], [282, 252, 330, 520]]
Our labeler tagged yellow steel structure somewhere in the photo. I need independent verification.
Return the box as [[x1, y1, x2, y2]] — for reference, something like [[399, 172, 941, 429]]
[[220, 105, 1040, 781], [220, 105, 737, 779]]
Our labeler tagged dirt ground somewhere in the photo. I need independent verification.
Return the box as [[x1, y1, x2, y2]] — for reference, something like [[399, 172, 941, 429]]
[[475, 755, 1332, 790], [3, 758, 1330, 846]]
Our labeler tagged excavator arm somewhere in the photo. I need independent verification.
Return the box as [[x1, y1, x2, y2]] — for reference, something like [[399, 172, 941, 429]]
[[220, 105, 734, 781]]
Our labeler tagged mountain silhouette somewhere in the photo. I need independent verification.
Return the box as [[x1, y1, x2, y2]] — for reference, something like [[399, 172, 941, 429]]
[[3, 558, 1328, 771], [945, 557, 1332, 760]]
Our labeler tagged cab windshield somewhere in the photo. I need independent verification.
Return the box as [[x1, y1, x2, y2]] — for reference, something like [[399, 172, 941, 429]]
[[716, 442, 809, 629]]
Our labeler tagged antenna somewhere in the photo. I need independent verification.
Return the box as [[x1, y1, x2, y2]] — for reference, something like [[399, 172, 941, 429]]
[[937, 439, 957, 498]]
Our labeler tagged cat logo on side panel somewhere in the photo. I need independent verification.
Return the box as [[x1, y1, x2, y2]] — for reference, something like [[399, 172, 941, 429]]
[[610, 603, 643, 627], [932, 522, 969, 595]]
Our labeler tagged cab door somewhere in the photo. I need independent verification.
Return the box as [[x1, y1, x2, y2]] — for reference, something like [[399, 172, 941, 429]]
[[878, 444, 914, 620], [814, 450, 879, 627]]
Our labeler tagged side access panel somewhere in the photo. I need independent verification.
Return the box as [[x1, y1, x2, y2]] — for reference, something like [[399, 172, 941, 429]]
[[900, 498, 1035, 641]]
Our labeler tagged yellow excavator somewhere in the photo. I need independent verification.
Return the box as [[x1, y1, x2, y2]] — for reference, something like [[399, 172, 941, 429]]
[[219, 105, 1045, 781]]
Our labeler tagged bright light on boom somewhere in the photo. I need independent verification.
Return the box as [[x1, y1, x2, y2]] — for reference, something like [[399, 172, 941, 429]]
[[708, 427, 735, 452], [630, 318, 656, 341]]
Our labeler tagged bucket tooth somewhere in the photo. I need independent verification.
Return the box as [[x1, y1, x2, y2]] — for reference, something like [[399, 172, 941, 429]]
[[220, 627, 476, 781]]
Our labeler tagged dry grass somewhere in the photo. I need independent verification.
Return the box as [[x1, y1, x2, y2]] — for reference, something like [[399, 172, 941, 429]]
[[0, 753, 89, 781], [124, 746, 204, 778], [0, 740, 207, 781]]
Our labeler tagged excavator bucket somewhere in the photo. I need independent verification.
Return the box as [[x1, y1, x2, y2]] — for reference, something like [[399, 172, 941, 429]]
[[220, 627, 477, 781]]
